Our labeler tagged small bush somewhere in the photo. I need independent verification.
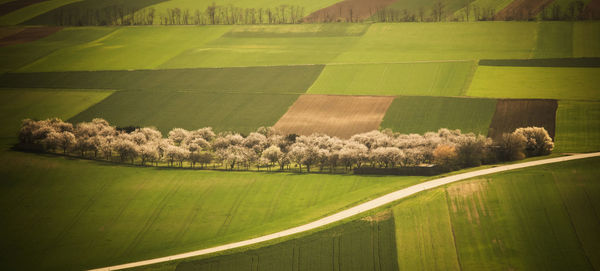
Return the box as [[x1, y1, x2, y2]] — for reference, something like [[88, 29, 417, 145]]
[[513, 127, 554, 157]]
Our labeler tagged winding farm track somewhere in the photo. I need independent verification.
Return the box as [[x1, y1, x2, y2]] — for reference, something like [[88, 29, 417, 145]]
[[90, 152, 600, 271]]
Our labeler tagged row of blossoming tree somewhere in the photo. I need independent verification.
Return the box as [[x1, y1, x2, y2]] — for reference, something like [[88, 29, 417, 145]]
[[17, 118, 554, 173]]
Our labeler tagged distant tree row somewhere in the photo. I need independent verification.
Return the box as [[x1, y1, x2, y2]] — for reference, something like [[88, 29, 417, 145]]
[[17, 118, 554, 173], [373, 0, 596, 22], [49, 4, 305, 26], [45, 0, 598, 26]]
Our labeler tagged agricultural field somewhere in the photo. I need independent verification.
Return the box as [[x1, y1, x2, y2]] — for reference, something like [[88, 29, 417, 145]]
[[487, 99, 558, 140], [0, 88, 113, 137], [70, 90, 300, 134], [334, 22, 539, 63], [0, 65, 324, 93], [158, 25, 363, 68], [466, 66, 600, 100], [573, 21, 600, 57], [0, 148, 421, 270], [0, 27, 115, 72], [146, 156, 600, 271], [17, 26, 231, 72], [0, 26, 62, 47], [175, 213, 398, 271], [272, 94, 394, 138], [0, 0, 81, 25], [452, 0, 514, 20], [555, 100, 600, 153], [307, 61, 475, 96], [380, 96, 497, 136], [0, 16, 599, 271], [395, 157, 600, 270]]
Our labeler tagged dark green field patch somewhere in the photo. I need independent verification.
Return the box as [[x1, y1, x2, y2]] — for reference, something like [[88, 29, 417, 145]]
[[380, 96, 497, 135], [533, 21, 573, 58], [0, 65, 324, 93], [69, 90, 300, 134], [478, 57, 600, 67], [175, 212, 398, 271]]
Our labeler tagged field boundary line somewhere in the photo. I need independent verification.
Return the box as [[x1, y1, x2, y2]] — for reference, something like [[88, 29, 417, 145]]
[[89, 152, 600, 271]]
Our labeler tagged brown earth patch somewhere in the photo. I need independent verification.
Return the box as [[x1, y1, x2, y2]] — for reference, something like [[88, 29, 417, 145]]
[[0, 26, 62, 47], [273, 94, 394, 139], [0, 0, 48, 16], [303, 0, 398, 22], [582, 0, 600, 19], [0, 27, 23, 39], [488, 99, 558, 140], [495, 0, 553, 20]]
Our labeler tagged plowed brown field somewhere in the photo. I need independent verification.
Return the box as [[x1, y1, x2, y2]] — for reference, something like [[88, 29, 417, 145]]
[[495, 0, 553, 20], [303, 0, 397, 22], [582, 0, 600, 19], [273, 94, 394, 138], [0, 26, 62, 47], [488, 99, 558, 140]]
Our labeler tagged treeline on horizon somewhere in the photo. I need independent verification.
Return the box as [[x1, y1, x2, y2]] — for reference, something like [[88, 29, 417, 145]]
[[40, 0, 599, 26], [16, 118, 554, 174]]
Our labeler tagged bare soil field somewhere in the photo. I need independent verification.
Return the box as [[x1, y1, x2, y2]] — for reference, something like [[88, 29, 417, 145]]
[[0, 0, 47, 16], [303, 0, 397, 22], [0, 26, 23, 39], [0, 26, 61, 47], [495, 0, 553, 20], [273, 94, 394, 138], [488, 99, 558, 140], [582, 0, 600, 19]]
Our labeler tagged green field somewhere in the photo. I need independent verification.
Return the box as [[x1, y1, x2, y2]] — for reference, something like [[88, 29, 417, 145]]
[[69, 90, 300, 134], [145, 157, 600, 271], [0, 0, 81, 25], [380, 96, 497, 135], [0, 20, 598, 271], [555, 100, 600, 153], [466, 66, 600, 100], [0, 27, 115, 72], [175, 213, 398, 271], [573, 22, 600, 58], [0, 65, 324, 93], [0, 88, 113, 137], [0, 148, 421, 271], [0, 65, 325, 134], [334, 22, 539, 63], [393, 189, 460, 270], [18, 26, 231, 72], [307, 61, 475, 96], [533, 22, 573, 59], [393, 157, 600, 270], [159, 25, 363, 68]]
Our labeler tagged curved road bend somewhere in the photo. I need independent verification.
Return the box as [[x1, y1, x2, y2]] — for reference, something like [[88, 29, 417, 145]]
[[90, 152, 600, 271]]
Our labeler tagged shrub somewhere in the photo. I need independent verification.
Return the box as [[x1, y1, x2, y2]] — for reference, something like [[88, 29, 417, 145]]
[[495, 132, 527, 161], [513, 127, 554, 157], [433, 144, 458, 171]]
